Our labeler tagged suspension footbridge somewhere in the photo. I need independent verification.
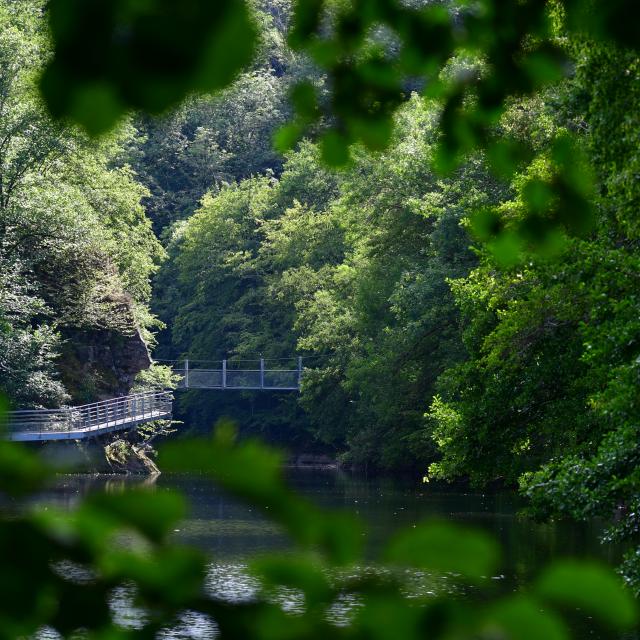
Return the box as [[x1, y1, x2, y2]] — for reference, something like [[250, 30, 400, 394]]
[[3, 357, 305, 442], [172, 357, 304, 390]]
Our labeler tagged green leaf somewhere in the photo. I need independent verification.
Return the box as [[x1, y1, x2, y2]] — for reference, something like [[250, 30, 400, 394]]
[[67, 82, 123, 136], [48, 580, 113, 634], [250, 555, 333, 605], [488, 231, 524, 268], [385, 521, 500, 580], [470, 208, 503, 242], [521, 46, 567, 87], [522, 179, 554, 214], [159, 423, 363, 564], [100, 546, 206, 607], [194, 1, 257, 93], [0, 521, 60, 633], [159, 421, 285, 497], [352, 116, 393, 151], [0, 441, 49, 497], [320, 130, 351, 167], [288, 0, 323, 49], [535, 561, 639, 629], [290, 82, 318, 121], [273, 123, 304, 152], [83, 489, 187, 544], [486, 139, 532, 179], [355, 594, 422, 640], [564, 0, 640, 49], [42, 0, 257, 134], [485, 596, 569, 640]]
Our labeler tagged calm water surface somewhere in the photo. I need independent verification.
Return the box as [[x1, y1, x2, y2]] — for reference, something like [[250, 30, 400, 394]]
[[25, 468, 632, 639]]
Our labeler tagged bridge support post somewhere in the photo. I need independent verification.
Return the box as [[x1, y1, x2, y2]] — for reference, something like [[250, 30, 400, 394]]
[[298, 356, 303, 388], [222, 359, 227, 389], [184, 359, 189, 388], [260, 358, 265, 388]]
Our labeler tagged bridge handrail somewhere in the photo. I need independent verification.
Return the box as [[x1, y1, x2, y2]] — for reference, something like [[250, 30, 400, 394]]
[[9, 410, 71, 416], [68, 390, 165, 411], [8, 391, 166, 413], [5, 391, 173, 435], [171, 357, 303, 391]]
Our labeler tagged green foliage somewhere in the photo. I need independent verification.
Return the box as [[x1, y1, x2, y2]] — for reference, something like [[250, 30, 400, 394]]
[[134, 74, 289, 231], [152, 141, 338, 447], [385, 520, 499, 581], [3, 0, 640, 628], [536, 561, 638, 629], [0, 1, 164, 407], [0, 400, 49, 496], [158, 97, 493, 467], [124, 1, 321, 236], [425, 245, 595, 484], [128, 364, 179, 447], [426, 40, 640, 591], [132, 363, 181, 393], [41, 0, 257, 134], [160, 421, 363, 564], [0, 258, 68, 408], [281, 0, 635, 249], [0, 409, 636, 637], [39, 0, 640, 252]]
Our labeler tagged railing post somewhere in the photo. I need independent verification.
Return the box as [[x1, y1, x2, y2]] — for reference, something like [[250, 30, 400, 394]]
[[260, 358, 265, 389], [297, 356, 303, 388], [222, 359, 227, 389], [184, 358, 189, 388]]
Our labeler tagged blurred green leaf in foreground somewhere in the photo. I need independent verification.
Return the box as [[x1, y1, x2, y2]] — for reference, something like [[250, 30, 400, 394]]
[[37, 0, 640, 256], [0, 403, 636, 638], [41, 0, 257, 135]]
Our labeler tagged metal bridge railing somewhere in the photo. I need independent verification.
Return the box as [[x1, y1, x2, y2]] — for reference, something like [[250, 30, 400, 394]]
[[5, 391, 173, 439], [173, 358, 303, 391]]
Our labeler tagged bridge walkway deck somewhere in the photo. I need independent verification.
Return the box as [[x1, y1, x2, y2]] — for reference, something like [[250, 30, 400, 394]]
[[4, 391, 172, 443]]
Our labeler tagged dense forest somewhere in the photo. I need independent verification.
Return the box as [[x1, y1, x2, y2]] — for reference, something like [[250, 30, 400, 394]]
[[2, 0, 640, 594], [0, 1, 164, 407]]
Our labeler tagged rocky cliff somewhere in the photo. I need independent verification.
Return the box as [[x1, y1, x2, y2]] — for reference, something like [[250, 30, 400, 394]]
[[56, 289, 153, 404], [58, 326, 151, 404]]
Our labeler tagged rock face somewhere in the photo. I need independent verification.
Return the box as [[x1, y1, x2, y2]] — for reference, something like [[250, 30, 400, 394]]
[[53, 288, 153, 403], [58, 326, 151, 403], [103, 436, 160, 474], [49, 293, 160, 474], [35, 433, 160, 475]]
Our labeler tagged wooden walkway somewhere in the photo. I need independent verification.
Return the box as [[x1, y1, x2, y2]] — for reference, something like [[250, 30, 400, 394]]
[[5, 391, 172, 442]]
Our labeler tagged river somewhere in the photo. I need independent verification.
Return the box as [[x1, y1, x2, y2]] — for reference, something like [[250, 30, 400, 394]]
[[23, 468, 633, 639]]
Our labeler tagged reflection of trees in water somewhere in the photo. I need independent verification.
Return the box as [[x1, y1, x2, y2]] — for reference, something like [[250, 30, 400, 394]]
[[12, 473, 160, 514]]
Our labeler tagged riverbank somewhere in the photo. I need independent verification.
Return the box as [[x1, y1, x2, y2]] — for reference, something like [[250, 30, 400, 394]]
[[26, 434, 159, 475]]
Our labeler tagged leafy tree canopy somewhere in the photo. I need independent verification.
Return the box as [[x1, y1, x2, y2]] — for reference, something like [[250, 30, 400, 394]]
[[40, 0, 640, 253]]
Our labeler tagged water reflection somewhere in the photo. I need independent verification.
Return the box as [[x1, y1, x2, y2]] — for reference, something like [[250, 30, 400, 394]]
[[24, 468, 630, 638], [163, 469, 619, 586]]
